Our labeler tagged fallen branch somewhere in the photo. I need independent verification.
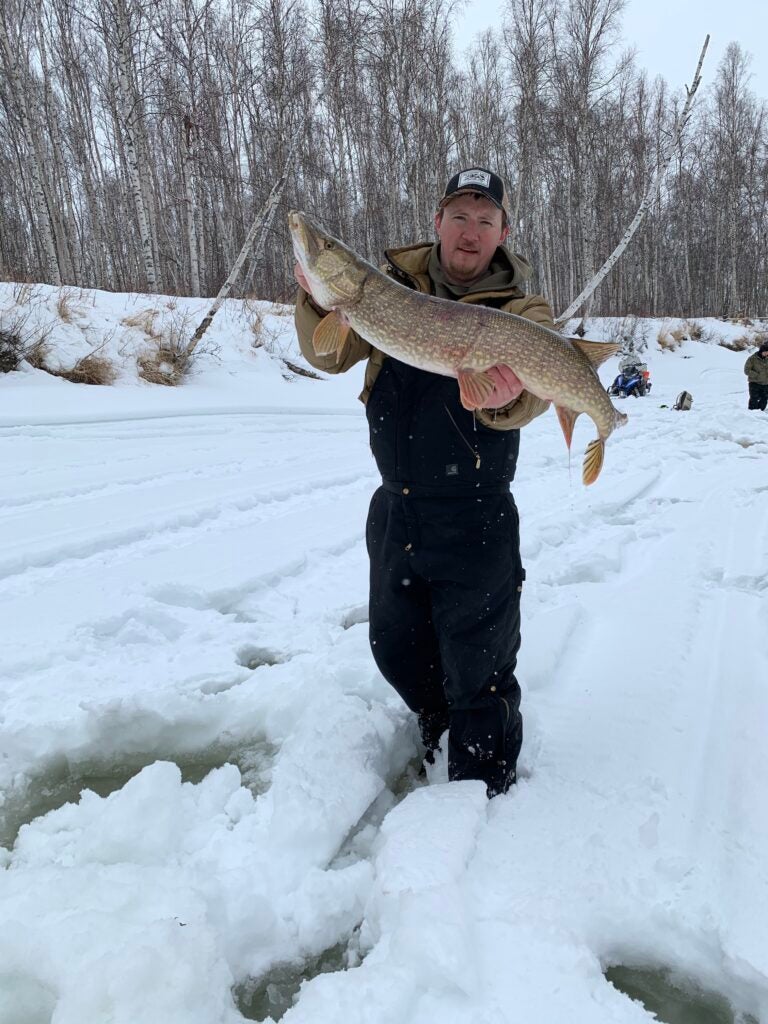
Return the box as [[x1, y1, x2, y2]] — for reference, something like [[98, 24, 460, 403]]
[[184, 134, 300, 358]]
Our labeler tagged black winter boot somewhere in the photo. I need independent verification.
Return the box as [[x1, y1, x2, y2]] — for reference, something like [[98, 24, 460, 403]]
[[418, 708, 450, 764]]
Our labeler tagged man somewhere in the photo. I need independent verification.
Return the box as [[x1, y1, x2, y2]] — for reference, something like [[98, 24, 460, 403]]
[[744, 342, 768, 410], [293, 167, 555, 797]]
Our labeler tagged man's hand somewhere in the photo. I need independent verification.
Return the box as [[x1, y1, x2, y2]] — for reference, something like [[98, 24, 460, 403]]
[[483, 364, 525, 408]]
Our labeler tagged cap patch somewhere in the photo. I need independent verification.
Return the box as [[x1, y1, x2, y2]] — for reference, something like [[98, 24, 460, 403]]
[[458, 169, 491, 189]]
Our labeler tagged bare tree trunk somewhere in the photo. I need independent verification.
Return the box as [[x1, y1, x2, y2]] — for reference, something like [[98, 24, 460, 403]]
[[182, 114, 201, 296], [0, 12, 61, 285], [112, 0, 159, 291]]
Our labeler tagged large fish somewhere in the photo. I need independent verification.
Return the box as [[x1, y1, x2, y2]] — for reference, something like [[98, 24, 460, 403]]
[[289, 210, 627, 484]]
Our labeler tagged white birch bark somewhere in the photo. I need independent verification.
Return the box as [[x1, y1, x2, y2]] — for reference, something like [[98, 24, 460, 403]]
[[0, 16, 61, 285], [113, 0, 158, 291], [183, 115, 200, 296]]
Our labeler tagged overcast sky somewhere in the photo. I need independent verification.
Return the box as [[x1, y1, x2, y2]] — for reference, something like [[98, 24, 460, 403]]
[[453, 0, 768, 100]]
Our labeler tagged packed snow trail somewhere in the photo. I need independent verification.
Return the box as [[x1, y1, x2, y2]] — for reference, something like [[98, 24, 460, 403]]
[[1, 329, 767, 1024]]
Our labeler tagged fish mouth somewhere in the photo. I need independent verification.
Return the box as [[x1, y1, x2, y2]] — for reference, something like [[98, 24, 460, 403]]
[[288, 210, 322, 262]]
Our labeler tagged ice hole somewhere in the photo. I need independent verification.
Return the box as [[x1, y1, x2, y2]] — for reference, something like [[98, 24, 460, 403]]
[[0, 740, 276, 850], [233, 941, 356, 1022], [332, 753, 428, 869], [605, 965, 760, 1024]]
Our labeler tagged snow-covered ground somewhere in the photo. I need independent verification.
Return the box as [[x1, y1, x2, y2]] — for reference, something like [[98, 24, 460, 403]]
[[1, 285, 767, 1024]]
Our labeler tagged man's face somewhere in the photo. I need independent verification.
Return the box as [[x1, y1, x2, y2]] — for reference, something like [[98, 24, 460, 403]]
[[435, 194, 508, 285]]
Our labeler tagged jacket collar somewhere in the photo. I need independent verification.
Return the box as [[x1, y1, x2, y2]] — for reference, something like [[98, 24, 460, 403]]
[[383, 241, 532, 301]]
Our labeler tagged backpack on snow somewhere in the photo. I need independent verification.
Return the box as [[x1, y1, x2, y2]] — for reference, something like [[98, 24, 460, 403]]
[[674, 391, 693, 411]]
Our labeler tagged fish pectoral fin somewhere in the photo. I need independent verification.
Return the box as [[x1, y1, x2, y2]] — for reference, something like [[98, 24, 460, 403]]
[[570, 338, 620, 369], [457, 368, 496, 410], [582, 438, 605, 485], [312, 312, 351, 356], [555, 405, 580, 449]]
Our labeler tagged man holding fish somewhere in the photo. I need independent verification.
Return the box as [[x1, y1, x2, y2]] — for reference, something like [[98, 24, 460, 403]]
[[291, 166, 622, 796]]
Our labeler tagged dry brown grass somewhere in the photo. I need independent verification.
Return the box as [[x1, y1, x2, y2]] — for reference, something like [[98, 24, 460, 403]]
[[121, 307, 161, 338], [657, 319, 705, 351], [247, 306, 284, 352], [137, 336, 191, 386], [12, 282, 34, 306], [686, 320, 703, 340], [657, 328, 682, 352], [55, 288, 86, 324], [720, 334, 757, 352], [266, 302, 294, 318], [51, 353, 118, 386], [23, 336, 52, 370]]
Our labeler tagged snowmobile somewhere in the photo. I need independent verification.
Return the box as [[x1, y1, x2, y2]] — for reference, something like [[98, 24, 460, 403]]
[[607, 362, 652, 398]]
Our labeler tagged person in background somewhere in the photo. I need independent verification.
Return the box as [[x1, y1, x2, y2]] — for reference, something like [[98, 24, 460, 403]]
[[744, 342, 768, 410], [293, 167, 555, 797]]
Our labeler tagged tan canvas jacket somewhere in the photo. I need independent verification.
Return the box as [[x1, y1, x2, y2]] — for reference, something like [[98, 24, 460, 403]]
[[744, 351, 768, 385], [294, 241, 555, 430]]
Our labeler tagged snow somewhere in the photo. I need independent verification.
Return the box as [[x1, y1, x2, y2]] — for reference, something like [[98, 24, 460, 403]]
[[1, 284, 767, 1023]]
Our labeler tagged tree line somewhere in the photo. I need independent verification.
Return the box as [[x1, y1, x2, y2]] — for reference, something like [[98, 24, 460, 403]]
[[1, 0, 766, 317]]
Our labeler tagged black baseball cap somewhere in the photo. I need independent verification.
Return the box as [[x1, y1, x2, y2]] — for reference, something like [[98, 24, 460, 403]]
[[439, 167, 510, 219]]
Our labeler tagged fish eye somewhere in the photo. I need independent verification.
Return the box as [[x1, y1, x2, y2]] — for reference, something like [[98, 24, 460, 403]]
[[324, 240, 334, 250]]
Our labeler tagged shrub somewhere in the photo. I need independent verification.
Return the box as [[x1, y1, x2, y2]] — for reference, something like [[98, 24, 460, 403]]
[[0, 307, 54, 371], [0, 328, 25, 373], [23, 336, 52, 369]]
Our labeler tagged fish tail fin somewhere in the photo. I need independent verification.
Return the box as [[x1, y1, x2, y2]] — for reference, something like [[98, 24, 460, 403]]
[[582, 438, 605, 486], [312, 312, 351, 356], [555, 405, 580, 449]]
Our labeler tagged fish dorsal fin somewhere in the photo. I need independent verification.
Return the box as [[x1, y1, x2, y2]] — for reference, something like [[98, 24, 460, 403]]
[[457, 368, 496, 410], [312, 312, 351, 356], [582, 438, 605, 485], [570, 338, 620, 369], [555, 404, 580, 449]]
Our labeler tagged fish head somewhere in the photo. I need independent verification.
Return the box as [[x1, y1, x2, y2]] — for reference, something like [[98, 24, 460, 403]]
[[288, 211, 367, 311]]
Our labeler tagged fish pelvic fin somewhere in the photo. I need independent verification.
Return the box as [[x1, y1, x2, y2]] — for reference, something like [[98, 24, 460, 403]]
[[457, 368, 496, 410], [555, 405, 580, 449], [312, 312, 351, 356], [582, 438, 605, 485], [570, 338, 620, 369]]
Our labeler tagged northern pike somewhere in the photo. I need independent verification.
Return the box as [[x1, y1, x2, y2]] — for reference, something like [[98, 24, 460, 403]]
[[289, 210, 627, 484]]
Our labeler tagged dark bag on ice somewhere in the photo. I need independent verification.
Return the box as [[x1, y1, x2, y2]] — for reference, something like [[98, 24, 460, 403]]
[[674, 391, 693, 411]]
